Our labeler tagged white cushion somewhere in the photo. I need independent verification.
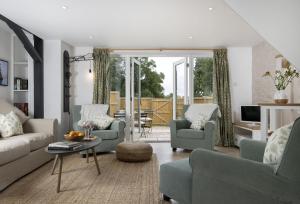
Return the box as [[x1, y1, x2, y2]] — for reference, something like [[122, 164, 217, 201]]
[[0, 136, 30, 166], [190, 115, 208, 130], [16, 133, 52, 151], [0, 111, 23, 138], [185, 104, 220, 123], [0, 99, 29, 124], [93, 115, 115, 130], [263, 123, 293, 169], [80, 104, 109, 121]]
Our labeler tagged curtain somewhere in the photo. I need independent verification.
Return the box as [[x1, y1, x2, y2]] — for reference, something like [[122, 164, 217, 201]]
[[92, 48, 111, 104], [213, 49, 234, 147]]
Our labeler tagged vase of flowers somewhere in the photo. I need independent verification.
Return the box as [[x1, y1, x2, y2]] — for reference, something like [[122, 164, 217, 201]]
[[263, 65, 300, 104]]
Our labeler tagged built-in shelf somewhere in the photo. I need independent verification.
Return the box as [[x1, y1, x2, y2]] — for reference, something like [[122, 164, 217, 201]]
[[14, 90, 28, 92], [14, 61, 28, 65]]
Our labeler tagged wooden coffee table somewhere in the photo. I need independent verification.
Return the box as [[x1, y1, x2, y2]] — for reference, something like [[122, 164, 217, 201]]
[[45, 138, 102, 193]]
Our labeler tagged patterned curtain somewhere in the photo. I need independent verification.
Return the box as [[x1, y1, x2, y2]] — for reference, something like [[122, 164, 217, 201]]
[[92, 49, 111, 104], [213, 49, 234, 146]]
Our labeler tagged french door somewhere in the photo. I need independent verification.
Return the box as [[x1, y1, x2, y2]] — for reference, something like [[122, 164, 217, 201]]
[[126, 58, 141, 142], [173, 58, 189, 120]]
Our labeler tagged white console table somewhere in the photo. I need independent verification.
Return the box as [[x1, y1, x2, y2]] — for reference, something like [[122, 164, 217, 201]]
[[258, 103, 300, 141]]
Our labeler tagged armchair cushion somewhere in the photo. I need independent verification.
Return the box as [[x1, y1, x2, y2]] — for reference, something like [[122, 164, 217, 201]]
[[93, 130, 118, 140], [177, 129, 205, 139]]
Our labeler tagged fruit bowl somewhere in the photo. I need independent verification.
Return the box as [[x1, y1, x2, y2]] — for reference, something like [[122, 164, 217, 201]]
[[64, 131, 85, 141]]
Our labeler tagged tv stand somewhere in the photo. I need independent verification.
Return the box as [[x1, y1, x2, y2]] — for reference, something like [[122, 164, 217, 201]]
[[233, 122, 263, 147]]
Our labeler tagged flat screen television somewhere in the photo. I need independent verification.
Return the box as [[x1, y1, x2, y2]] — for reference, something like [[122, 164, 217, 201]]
[[0, 59, 8, 86], [241, 105, 261, 123]]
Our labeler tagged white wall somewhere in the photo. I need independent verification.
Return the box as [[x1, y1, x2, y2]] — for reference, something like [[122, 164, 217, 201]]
[[225, 0, 300, 69], [228, 47, 253, 122], [0, 28, 11, 101], [71, 46, 93, 106], [44, 40, 74, 139]]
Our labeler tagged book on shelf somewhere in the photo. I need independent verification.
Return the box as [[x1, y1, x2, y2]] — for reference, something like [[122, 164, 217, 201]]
[[48, 141, 82, 151]]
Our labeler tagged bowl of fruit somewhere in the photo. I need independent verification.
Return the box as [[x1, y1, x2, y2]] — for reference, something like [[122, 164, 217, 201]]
[[64, 131, 85, 141]]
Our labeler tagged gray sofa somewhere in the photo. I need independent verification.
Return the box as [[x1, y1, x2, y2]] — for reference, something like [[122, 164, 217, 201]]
[[160, 117, 300, 204], [72, 105, 126, 153], [170, 105, 217, 151], [0, 101, 57, 191]]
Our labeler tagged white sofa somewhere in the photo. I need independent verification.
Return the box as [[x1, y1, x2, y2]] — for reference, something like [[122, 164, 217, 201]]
[[0, 100, 57, 191]]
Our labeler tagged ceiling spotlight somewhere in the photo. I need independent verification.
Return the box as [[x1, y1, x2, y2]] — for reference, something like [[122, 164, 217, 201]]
[[62, 5, 68, 10], [208, 7, 213, 11], [89, 35, 94, 39]]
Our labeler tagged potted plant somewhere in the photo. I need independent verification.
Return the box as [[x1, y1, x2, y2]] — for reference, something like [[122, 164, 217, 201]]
[[263, 65, 300, 104]]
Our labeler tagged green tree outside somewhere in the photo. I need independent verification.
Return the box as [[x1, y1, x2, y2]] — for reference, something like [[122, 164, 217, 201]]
[[110, 57, 213, 98], [193, 58, 213, 97]]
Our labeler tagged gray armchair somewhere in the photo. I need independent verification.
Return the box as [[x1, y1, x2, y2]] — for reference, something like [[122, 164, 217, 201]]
[[170, 105, 218, 151], [72, 105, 126, 153], [160, 117, 300, 204]]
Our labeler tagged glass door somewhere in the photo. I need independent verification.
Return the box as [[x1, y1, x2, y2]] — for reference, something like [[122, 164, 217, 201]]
[[130, 58, 141, 141], [173, 58, 188, 120]]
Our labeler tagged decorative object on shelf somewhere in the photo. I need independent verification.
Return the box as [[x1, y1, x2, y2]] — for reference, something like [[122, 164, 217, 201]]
[[263, 61, 300, 104], [21, 79, 28, 90], [0, 59, 8, 86], [63, 51, 71, 113]]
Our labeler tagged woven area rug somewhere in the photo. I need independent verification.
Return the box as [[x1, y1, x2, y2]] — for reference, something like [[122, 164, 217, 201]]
[[0, 153, 161, 204]]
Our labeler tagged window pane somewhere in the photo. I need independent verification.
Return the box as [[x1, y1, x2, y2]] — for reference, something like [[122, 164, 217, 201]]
[[109, 55, 126, 116], [193, 57, 213, 103]]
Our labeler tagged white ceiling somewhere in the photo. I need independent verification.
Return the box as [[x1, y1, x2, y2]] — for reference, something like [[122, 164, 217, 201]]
[[0, 0, 263, 48]]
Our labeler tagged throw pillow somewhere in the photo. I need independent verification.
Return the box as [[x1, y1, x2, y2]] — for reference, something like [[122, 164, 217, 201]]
[[0, 111, 24, 138], [190, 115, 208, 130], [93, 115, 115, 130], [263, 122, 293, 170], [80, 104, 109, 121], [0, 99, 29, 124]]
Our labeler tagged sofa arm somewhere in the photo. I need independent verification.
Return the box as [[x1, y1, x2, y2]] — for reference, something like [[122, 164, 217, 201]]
[[240, 139, 266, 162], [23, 119, 58, 139], [110, 120, 126, 139]]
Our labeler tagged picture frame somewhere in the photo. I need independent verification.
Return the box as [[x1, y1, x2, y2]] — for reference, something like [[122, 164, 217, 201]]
[[0, 59, 8, 86]]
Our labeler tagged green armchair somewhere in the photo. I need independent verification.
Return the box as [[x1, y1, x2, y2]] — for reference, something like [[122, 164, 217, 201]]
[[170, 105, 218, 151], [72, 105, 126, 153], [160, 117, 300, 204]]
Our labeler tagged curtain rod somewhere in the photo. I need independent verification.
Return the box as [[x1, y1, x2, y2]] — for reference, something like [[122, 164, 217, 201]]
[[109, 48, 214, 51]]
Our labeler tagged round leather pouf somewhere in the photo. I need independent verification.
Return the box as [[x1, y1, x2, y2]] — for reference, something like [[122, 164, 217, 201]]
[[116, 143, 153, 162]]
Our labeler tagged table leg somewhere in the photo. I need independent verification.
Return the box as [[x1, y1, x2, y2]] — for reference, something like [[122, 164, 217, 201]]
[[51, 154, 58, 175], [57, 155, 63, 193], [86, 150, 89, 163], [92, 148, 101, 175]]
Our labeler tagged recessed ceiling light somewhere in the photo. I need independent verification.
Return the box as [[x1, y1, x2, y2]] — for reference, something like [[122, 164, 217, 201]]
[[89, 35, 94, 39], [62, 5, 68, 10], [188, 36, 193, 39], [208, 7, 213, 11]]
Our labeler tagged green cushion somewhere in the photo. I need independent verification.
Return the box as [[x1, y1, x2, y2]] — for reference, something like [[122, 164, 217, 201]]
[[92, 130, 118, 140], [177, 129, 205, 139]]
